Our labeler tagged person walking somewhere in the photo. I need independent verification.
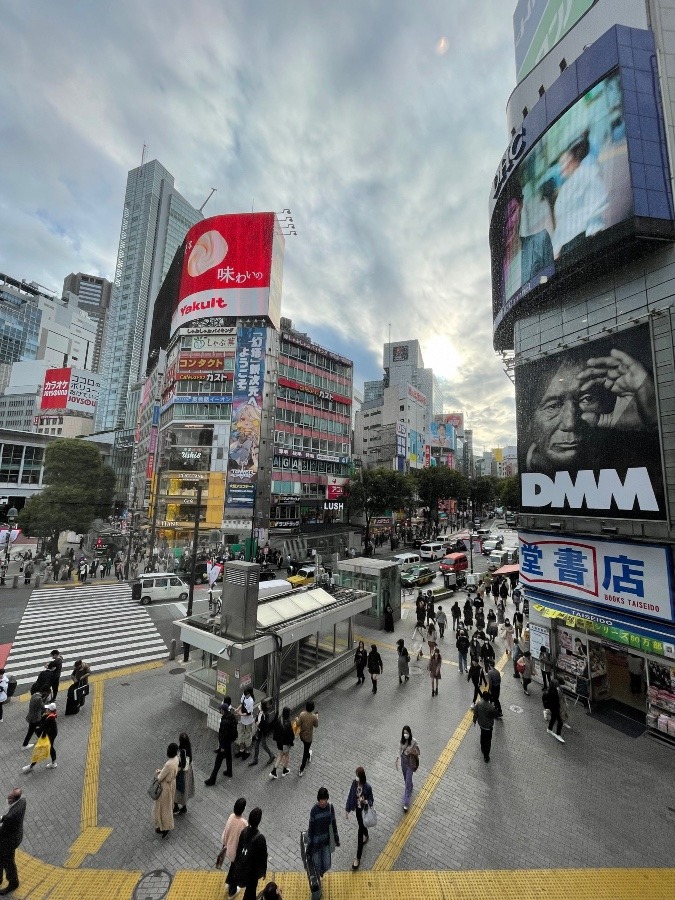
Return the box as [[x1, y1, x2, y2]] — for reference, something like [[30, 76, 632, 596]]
[[512, 638, 523, 679], [450, 600, 461, 632], [415, 594, 426, 629], [205, 697, 238, 785], [503, 619, 514, 656], [473, 691, 497, 763], [152, 742, 179, 838], [71, 660, 90, 708], [230, 807, 267, 900], [512, 584, 522, 611], [384, 601, 395, 632], [367, 644, 383, 694], [48, 650, 63, 701], [468, 658, 487, 707], [498, 578, 509, 607], [539, 646, 553, 690], [173, 732, 194, 817], [480, 638, 496, 670], [0, 788, 26, 896], [514, 608, 524, 641], [23, 703, 58, 772], [249, 700, 275, 767], [545, 679, 566, 743], [519, 651, 534, 695], [234, 687, 255, 762], [354, 641, 367, 686], [396, 726, 420, 813], [485, 661, 503, 718], [0, 671, 7, 723], [297, 700, 319, 777], [30, 664, 54, 701], [222, 797, 248, 899], [425, 594, 436, 626], [426, 621, 438, 658], [463, 598, 473, 629], [428, 647, 442, 697], [496, 596, 505, 625], [396, 639, 410, 684], [270, 706, 294, 779], [412, 621, 426, 661], [456, 629, 469, 674], [21, 690, 48, 750], [345, 766, 374, 870], [307, 788, 339, 885], [486, 609, 498, 644], [436, 605, 447, 639]]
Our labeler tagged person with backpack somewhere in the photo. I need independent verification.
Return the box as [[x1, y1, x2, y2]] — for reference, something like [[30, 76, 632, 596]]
[[270, 706, 294, 779], [205, 697, 238, 786], [307, 787, 339, 883], [249, 700, 275, 767], [230, 806, 267, 900]]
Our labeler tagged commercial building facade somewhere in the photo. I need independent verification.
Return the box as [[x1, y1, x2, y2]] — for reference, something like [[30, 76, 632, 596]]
[[62, 272, 112, 373], [493, 0, 675, 741]]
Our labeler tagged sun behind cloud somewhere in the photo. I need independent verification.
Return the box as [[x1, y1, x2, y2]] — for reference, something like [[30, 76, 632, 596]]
[[422, 333, 460, 382]]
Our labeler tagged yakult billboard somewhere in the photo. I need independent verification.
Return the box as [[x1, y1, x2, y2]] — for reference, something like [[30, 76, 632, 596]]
[[172, 213, 284, 336], [41, 367, 101, 414]]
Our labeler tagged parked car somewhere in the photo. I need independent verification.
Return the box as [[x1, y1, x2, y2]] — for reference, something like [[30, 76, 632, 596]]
[[288, 565, 316, 587], [400, 565, 436, 587]]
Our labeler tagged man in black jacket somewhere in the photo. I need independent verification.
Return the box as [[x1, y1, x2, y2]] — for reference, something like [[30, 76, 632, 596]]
[[231, 806, 267, 900], [205, 697, 238, 785], [49, 650, 63, 701], [456, 630, 470, 674], [0, 788, 26, 895]]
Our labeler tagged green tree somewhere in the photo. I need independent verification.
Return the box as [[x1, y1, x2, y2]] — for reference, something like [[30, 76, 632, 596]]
[[18, 439, 116, 554], [470, 476, 500, 511], [345, 468, 414, 549], [499, 475, 520, 511], [412, 467, 470, 527]]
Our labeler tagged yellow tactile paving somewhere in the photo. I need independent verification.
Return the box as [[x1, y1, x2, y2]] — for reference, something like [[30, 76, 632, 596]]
[[12, 856, 675, 900]]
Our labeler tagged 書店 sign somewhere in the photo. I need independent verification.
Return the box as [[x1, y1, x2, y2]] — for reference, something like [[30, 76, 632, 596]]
[[519, 531, 674, 623]]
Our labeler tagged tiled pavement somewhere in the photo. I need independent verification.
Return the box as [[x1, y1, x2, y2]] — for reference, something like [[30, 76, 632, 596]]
[[0, 589, 673, 898]]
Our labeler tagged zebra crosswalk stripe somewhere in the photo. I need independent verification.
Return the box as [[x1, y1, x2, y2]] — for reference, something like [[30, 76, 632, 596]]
[[6, 583, 167, 685]]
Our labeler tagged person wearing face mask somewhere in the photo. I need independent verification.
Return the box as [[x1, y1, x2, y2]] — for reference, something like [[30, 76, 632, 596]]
[[0, 788, 26, 896], [396, 726, 420, 813]]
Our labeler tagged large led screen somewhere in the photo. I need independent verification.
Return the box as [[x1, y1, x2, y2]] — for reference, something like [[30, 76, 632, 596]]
[[491, 71, 631, 329], [516, 323, 665, 521]]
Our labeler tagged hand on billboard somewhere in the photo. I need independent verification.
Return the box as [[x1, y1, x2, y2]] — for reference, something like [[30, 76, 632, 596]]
[[577, 349, 656, 429]]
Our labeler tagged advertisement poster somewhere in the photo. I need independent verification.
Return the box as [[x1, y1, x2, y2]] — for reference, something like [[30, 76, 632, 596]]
[[528, 621, 550, 660], [172, 213, 284, 334], [408, 430, 424, 466], [41, 367, 102, 414], [514, 0, 595, 83], [226, 327, 267, 508], [516, 324, 665, 520], [492, 71, 631, 324], [519, 531, 674, 622], [392, 344, 409, 362], [428, 418, 456, 450]]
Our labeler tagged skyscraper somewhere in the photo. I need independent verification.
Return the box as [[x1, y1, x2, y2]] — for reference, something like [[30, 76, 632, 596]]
[[95, 160, 202, 432], [62, 273, 112, 373]]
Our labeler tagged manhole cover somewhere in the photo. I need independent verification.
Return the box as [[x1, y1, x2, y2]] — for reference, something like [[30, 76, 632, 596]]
[[134, 869, 172, 900], [169, 667, 186, 675], [509, 704, 523, 714]]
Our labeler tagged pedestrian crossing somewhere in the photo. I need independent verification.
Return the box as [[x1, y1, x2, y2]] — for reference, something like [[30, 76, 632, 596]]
[[5, 583, 168, 688]]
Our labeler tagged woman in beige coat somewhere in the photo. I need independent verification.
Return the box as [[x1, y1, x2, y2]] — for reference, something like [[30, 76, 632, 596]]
[[222, 797, 249, 896], [154, 742, 179, 838]]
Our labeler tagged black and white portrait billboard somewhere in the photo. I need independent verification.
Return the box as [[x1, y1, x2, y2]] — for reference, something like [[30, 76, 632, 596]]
[[516, 324, 665, 520]]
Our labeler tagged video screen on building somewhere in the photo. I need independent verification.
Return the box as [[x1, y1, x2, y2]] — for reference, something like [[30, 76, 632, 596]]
[[516, 323, 666, 521], [491, 71, 632, 327]]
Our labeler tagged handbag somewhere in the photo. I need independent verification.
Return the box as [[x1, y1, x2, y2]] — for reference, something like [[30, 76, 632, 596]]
[[328, 804, 337, 853], [147, 777, 163, 800], [31, 735, 51, 764], [215, 845, 227, 869], [362, 805, 377, 828]]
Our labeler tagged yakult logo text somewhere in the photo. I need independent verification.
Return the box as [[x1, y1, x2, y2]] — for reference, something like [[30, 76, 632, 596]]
[[178, 297, 229, 320], [522, 467, 660, 512]]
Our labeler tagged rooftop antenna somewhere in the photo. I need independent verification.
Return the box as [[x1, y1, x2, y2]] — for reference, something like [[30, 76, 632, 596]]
[[199, 188, 217, 213], [141, 143, 147, 166]]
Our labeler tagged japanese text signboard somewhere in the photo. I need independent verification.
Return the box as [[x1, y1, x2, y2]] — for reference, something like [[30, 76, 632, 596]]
[[226, 327, 267, 508], [172, 213, 284, 335], [41, 367, 101, 414], [519, 531, 674, 623]]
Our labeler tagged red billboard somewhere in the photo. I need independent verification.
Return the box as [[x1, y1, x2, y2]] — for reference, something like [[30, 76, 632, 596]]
[[41, 368, 70, 409], [172, 213, 284, 335], [40, 367, 101, 413]]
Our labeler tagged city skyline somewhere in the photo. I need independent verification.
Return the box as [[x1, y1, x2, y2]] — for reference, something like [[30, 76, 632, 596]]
[[0, 0, 517, 447]]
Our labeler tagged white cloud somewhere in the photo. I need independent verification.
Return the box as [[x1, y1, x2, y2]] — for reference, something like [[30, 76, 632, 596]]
[[0, 0, 517, 447]]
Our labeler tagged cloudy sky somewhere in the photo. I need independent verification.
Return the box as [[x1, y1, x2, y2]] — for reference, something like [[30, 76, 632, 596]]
[[0, 0, 518, 450]]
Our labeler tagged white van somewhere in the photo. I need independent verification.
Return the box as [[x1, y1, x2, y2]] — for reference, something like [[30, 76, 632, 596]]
[[502, 547, 519, 564], [392, 552, 421, 567], [137, 573, 189, 605], [420, 542, 444, 561], [487, 550, 510, 571]]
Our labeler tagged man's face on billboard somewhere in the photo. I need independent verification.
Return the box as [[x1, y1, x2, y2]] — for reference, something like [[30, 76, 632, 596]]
[[533, 362, 602, 466]]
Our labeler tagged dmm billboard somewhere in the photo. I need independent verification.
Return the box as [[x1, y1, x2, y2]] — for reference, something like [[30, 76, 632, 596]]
[[172, 214, 284, 335], [516, 323, 665, 520]]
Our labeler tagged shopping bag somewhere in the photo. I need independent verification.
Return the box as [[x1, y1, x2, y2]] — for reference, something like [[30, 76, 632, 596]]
[[363, 805, 378, 828], [31, 736, 50, 764]]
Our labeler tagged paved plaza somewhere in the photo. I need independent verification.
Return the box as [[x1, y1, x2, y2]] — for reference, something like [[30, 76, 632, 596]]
[[0, 583, 673, 898]]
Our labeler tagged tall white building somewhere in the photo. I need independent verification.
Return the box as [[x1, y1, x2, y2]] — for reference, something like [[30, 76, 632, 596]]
[[383, 339, 441, 415], [96, 160, 202, 432], [62, 273, 112, 373]]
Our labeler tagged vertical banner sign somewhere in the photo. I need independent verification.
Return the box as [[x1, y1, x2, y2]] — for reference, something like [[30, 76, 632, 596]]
[[226, 327, 267, 508]]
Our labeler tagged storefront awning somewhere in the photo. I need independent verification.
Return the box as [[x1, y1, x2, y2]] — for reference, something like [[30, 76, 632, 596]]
[[526, 587, 675, 658], [493, 564, 519, 576]]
